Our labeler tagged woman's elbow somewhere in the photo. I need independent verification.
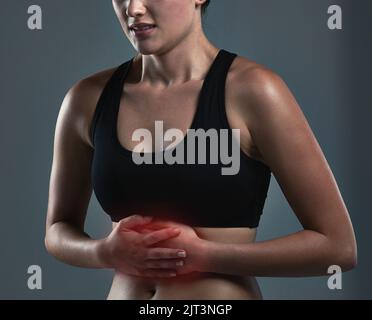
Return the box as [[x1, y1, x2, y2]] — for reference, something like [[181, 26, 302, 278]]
[[341, 246, 358, 271], [332, 242, 358, 272], [44, 234, 52, 254], [44, 223, 58, 255], [44, 231, 54, 255]]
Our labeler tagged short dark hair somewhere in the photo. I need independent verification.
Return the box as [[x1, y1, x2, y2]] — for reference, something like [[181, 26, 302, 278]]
[[201, 0, 210, 15]]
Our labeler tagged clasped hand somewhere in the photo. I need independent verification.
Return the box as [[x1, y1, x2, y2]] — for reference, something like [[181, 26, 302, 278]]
[[99, 215, 207, 278]]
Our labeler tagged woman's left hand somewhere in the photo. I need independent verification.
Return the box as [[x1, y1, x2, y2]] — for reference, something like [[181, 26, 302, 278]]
[[135, 219, 208, 276]]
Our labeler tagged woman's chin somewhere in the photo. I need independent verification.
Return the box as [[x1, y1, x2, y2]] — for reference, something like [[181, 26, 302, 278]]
[[133, 41, 174, 56], [134, 44, 160, 56]]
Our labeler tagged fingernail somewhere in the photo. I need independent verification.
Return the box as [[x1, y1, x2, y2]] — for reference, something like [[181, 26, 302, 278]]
[[176, 261, 184, 266], [178, 251, 186, 257], [173, 228, 180, 233], [170, 273, 177, 277]]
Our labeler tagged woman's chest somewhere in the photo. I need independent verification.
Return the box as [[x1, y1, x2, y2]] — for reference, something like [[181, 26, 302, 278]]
[[116, 80, 260, 160]]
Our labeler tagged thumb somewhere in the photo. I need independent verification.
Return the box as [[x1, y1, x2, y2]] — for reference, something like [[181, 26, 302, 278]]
[[118, 215, 153, 230]]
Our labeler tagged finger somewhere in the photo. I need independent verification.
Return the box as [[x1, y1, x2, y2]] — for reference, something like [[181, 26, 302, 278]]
[[145, 259, 184, 269], [141, 269, 177, 278], [146, 220, 182, 230], [141, 228, 180, 247], [137, 228, 154, 234], [146, 248, 187, 260], [135, 222, 170, 232], [118, 215, 153, 230]]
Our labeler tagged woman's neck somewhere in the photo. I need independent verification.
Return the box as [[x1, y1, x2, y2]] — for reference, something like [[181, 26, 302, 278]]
[[137, 33, 219, 87]]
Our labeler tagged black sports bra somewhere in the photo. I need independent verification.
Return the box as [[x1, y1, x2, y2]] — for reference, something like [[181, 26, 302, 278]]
[[90, 49, 271, 228]]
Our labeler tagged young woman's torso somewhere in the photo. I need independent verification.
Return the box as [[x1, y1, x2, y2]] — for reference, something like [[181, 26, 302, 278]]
[[82, 54, 267, 300], [109, 224, 261, 300]]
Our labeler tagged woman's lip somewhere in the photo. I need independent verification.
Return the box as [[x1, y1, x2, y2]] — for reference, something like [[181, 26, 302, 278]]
[[131, 25, 157, 39]]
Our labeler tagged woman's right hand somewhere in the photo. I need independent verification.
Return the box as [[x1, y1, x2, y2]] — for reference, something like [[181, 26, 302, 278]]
[[98, 215, 187, 278]]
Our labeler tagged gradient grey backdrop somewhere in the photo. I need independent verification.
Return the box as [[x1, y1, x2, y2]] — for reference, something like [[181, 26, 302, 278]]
[[0, 0, 371, 299]]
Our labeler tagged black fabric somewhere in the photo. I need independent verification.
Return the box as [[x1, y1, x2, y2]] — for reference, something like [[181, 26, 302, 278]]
[[90, 49, 271, 227]]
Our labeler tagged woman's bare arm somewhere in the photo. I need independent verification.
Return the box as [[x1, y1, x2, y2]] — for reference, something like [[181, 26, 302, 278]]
[[197, 66, 357, 277], [44, 77, 108, 269], [45, 72, 187, 276]]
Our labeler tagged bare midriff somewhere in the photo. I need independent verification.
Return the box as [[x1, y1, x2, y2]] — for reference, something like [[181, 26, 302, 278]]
[[107, 225, 262, 300]]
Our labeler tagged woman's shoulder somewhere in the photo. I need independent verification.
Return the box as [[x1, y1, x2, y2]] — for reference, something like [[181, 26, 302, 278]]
[[227, 54, 291, 113], [70, 65, 120, 99], [59, 65, 120, 148], [228, 54, 283, 95]]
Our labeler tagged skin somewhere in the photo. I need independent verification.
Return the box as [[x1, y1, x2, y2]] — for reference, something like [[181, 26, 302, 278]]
[[45, 0, 357, 299]]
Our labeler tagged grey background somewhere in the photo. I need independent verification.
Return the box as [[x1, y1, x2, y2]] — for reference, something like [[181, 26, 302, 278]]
[[0, 0, 371, 299]]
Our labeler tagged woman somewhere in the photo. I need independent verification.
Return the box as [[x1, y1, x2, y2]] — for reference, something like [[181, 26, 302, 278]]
[[45, 0, 357, 300]]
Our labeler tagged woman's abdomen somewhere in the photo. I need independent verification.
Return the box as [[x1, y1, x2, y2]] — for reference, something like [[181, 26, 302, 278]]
[[107, 226, 260, 300], [107, 271, 262, 300]]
